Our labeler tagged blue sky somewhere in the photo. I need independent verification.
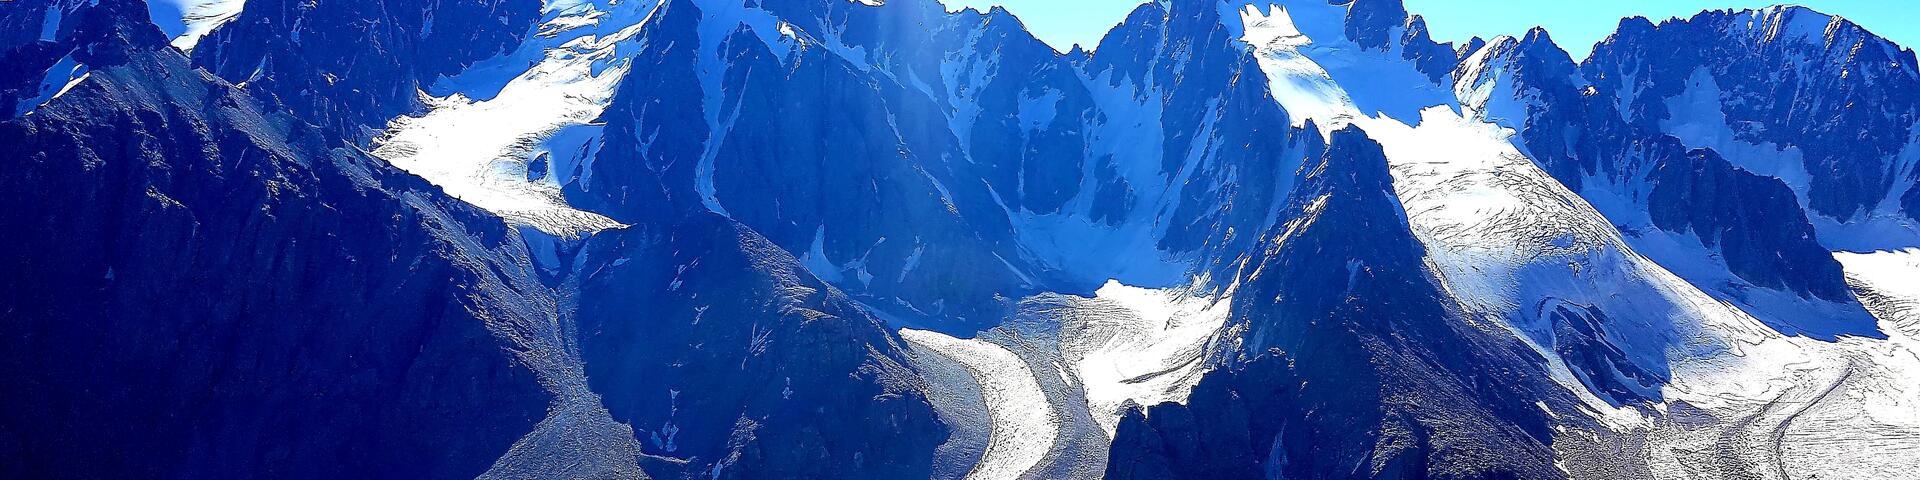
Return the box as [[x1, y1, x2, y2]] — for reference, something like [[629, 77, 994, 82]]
[[937, 1, 1920, 60]]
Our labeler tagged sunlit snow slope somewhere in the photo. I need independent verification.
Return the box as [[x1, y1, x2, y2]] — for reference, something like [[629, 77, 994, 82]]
[[1842, 249, 1920, 340], [373, 0, 657, 236], [145, 0, 245, 50]]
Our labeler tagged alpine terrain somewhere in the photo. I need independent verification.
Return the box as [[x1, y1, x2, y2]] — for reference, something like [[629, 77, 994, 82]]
[[3, 0, 1918, 478]]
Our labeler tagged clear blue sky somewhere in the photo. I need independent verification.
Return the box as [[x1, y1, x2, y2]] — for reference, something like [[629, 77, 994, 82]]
[[937, 1, 1920, 60]]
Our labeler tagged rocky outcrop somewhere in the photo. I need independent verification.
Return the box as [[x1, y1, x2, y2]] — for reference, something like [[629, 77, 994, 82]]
[[568, 0, 1042, 331], [0, 2, 549, 477], [1584, 7, 1920, 222], [1106, 127, 1570, 480], [1647, 148, 1854, 302], [572, 214, 948, 479], [191, 0, 542, 135]]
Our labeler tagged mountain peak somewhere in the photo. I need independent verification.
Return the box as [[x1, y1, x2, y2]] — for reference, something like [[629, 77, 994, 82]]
[[1319, 125, 1399, 192], [1343, 0, 1410, 50]]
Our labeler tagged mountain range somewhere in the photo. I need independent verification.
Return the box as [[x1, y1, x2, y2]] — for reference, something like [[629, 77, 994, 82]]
[[3, 0, 1918, 478]]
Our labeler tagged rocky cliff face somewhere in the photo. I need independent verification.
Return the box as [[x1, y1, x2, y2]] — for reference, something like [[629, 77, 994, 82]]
[[572, 215, 947, 478], [3, 1, 98, 117], [1584, 7, 1920, 225], [0, 2, 550, 477], [190, 0, 542, 135], [1, 1, 949, 478], [569, 0, 1046, 332], [1107, 127, 1571, 480], [1646, 148, 1853, 302]]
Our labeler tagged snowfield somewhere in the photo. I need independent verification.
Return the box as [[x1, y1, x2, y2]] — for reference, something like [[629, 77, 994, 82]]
[[1841, 249, 1920, 340], [373, 0, 658, 236]]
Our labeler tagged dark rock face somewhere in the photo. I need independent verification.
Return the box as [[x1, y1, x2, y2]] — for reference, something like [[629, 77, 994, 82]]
[[570, 0, 1039, 332], [1460, 28, 1628, 190], [1088, 0, 1253, 184], [1583, 6, 1920, 222], [571, 215, 947, 479], [1106, 127, 1569, 480], [1647, 148, 1854, 302], [190, 0, 542, 135], [939, 7, 1096, 216], [0, 2, 549, 477], [0, 0, 57, 53], [572, 0, 1335, 329], [1079, 0, 1320, 279], [1546, 303, 1667, 405], [1343, 0, 1408, 51], [1401, 15, 1464, 84]]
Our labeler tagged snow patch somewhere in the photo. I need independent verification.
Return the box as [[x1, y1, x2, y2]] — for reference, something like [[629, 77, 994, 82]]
[[1016, 87, 1064, 131], [1743, 5, 1837, 46], [994, 67, 1195, 288], [1236, 3, 1356, 128], [16, 55, 90, 118], [145, 0, 246, 51], [39, 4, 64, 42], [1452, 36, 1534, 130], [1235, 1, 1455, 131], [942, 21, 1000, 155], [798, 225, 846, 283]]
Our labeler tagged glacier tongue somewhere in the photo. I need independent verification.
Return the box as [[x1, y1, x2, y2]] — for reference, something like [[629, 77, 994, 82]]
[[901, 280, 1236, 480], [372, 0, 663, 237], [1237, 1, 1715, 403], [1067, 281, 1233, 437], [901, 329, 1059, 480]]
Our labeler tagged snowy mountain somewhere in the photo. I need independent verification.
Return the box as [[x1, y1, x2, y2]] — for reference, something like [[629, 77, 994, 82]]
[[4, 0, 1919, 478]]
